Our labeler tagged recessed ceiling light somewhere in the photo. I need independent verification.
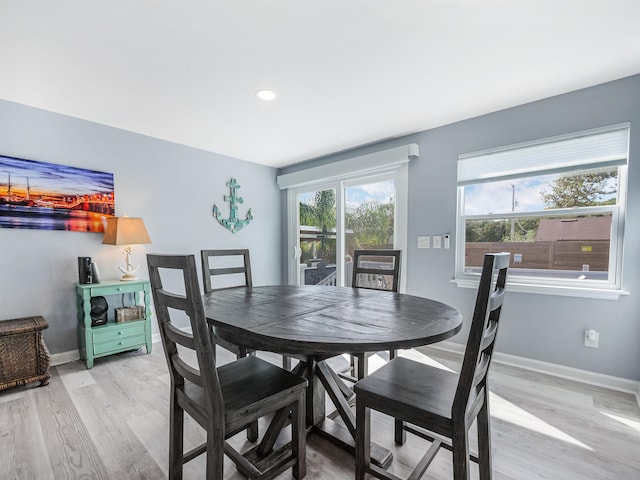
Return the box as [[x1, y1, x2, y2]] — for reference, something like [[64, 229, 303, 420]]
[[256, 89, 277, 101]]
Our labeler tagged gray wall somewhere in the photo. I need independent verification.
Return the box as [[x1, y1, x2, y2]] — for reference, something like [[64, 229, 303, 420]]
[[0, 100, 282, 355], [279, 75, 640, 381]]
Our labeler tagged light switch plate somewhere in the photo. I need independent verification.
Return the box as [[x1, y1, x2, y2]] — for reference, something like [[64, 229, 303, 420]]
[[433, 235, 442, 248], [417, 236, 431, 248]]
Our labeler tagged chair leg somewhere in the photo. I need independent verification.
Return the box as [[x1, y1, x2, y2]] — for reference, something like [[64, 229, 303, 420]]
[[350, 354, 357, 377], [355, 398, 371, 480], [234, 351, 260, 442], [292, 394, 307, 479], [394, 418, 406, 445], [169, 395, 184, 480], [386, 349, 408, 445], [451, 420, 471, 480], [356, 353, 368, 380], [477, 398, 493, 480], [205, 424, 224, 480], [247, 420, 259, 442]]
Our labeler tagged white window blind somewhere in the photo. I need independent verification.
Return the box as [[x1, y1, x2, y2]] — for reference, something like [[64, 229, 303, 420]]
[[457, 123, 630, 186]]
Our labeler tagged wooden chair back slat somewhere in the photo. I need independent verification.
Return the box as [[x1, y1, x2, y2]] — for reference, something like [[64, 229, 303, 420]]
[[472, 352, 491, 389], [173, 355, 204, 388], [209, 266, 247, 276], [478, 320, 498, 354], [164, 322, 195, 350], [155, 289, 190, 311], [488, 288, 506, 312]]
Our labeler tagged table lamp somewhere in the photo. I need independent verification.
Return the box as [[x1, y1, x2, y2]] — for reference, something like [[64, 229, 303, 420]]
[[102, 216, 152, 281]]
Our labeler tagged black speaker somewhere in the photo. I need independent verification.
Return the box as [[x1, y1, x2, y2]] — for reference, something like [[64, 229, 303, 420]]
[[78, 257, 93, 284], [90, 296, 108, 326]]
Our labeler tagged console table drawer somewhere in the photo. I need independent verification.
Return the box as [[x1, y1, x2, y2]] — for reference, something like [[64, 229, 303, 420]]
[[90, 283, 141, 296], [92, 322, 146, 344], [93, 334, 147, 356]]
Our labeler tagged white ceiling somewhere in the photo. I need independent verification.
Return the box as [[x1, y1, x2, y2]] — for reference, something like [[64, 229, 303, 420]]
[[2, 1, 639, 169]]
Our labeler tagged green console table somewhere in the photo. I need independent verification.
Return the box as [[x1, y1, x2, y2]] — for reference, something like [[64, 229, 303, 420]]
[[75, 279, 152, 368]]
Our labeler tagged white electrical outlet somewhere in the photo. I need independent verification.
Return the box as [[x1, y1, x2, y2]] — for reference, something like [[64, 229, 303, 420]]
[[417, 236, 431, 248], [432, 235, 442, 249], [584, 329, 599, 348]]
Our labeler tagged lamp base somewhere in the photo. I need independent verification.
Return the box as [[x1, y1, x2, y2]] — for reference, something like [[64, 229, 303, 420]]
[[118, 260, 139, 281]]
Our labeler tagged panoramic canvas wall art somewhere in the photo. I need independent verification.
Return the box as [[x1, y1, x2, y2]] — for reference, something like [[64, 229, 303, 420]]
[[0, 155, 115, 232]]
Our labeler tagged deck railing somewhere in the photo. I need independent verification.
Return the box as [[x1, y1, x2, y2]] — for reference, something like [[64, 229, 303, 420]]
[[302, 260, 394, 288]]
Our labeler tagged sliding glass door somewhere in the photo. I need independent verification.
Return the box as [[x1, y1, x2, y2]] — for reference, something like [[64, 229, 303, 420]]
[[297, 187, 338, 286], [289, 172, 405, 288]]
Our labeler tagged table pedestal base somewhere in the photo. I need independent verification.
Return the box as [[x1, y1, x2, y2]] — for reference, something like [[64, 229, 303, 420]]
[[313, 418, 393, 469]]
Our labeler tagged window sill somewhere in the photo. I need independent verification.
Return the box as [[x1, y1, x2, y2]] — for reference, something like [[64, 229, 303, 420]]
[[452, 278, 629, 300]]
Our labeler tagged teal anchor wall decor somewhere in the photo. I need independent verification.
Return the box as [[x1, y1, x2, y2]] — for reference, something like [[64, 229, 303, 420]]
[[213, 178, 253, 233]]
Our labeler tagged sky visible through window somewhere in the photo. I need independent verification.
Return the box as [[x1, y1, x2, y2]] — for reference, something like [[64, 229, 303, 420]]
[[299, 179, 394, 209], [464, 176, 552, 215], [464, 170, 617, 216], [346, 180, 394, 209]]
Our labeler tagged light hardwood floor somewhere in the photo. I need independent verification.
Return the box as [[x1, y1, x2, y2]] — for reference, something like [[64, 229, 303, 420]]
[[1, 344, 639, 480]]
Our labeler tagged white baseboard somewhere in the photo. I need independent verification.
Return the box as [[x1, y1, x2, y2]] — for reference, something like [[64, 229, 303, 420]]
[[51, 350, 80, 366], [427, 341, 640, 409]]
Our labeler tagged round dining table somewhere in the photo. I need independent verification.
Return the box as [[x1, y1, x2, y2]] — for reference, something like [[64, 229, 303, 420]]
[[203, 284, 463, 467]]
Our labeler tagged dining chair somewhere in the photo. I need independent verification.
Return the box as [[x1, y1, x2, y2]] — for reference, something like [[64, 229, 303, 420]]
[[349, 249, 401, 381], [148, 253, 307, 480], [355, 252, 510, 480], [200, 249, 254, 359], [201, 249, 292, 372], [201, 249, 261, 441]]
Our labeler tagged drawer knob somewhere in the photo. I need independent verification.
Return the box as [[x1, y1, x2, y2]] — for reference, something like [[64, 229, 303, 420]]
[[119, 341, 123, 345], [118, 331, 124, 335]]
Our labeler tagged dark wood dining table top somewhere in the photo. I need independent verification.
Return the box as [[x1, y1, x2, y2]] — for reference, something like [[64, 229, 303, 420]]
[[202, 284, 463, 358]]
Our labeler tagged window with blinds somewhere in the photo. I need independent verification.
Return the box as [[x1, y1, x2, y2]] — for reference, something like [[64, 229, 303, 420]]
[[455, 123, 629, 295]]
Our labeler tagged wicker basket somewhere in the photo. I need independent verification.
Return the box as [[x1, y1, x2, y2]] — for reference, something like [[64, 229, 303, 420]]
[[0, 316, 51, 391]]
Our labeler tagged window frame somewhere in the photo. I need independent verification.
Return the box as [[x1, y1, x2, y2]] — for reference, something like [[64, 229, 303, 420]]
[[454, 125, 630, 300]]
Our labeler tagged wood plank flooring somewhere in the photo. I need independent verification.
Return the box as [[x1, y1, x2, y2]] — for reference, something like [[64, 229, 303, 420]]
[[1, 344, 638, 480]]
